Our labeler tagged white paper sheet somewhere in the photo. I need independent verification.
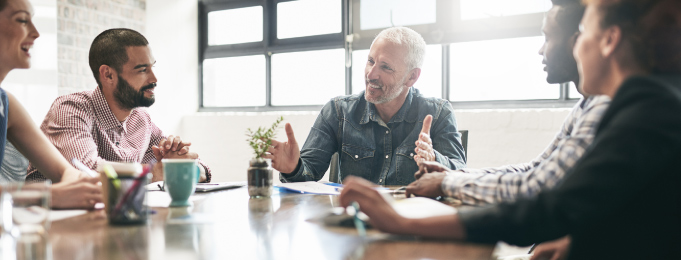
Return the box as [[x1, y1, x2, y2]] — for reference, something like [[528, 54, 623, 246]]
[[48, 209, 87, 222]]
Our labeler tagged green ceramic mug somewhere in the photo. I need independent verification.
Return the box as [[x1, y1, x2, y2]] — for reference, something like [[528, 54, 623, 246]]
[[162, 159, 200, 207]]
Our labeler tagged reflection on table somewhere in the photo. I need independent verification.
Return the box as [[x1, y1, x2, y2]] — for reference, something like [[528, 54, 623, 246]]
[[3, 187, 494, 260]]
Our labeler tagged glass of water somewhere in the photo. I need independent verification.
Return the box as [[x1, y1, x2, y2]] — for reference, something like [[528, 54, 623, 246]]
[[1, 181, 51, 236]]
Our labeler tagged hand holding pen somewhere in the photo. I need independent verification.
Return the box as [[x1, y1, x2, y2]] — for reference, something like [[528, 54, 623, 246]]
[[338, 176, 407, 235]]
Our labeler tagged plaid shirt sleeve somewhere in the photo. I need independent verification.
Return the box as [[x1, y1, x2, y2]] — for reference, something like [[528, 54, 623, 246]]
[[442, 96, 611, 205], [27, 95, 104, 179], [143, 122, 212, 183]]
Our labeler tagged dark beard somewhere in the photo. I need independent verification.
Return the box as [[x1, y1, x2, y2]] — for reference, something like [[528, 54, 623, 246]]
[[114, 76, 155, 110]]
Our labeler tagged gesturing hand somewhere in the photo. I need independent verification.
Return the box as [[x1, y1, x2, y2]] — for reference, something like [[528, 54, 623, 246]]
[[264, 123, 300, 174], [414, 115, 436, 166]]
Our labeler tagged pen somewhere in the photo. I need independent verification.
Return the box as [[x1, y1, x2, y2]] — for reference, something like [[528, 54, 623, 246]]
[[528, 243, 537, 254], [351, 201, 366, 237], [72, 158, 98, 177]]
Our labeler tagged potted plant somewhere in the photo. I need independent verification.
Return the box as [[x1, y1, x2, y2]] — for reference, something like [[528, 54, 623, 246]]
[[245, 116, 283, 197]]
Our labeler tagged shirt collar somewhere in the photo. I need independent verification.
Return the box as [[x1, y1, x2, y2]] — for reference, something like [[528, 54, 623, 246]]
[[92, 87, 124, 131], [360, 87, 415, 125]]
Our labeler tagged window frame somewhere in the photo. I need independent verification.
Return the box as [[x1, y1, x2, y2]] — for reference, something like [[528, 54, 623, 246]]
[[198, 0, 578, 112]]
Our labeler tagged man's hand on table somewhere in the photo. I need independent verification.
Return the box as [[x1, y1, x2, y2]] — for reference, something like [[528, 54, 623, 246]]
[[155, 135, 191, 157], [264, 123, 300, 174], [51, 176, 102, 209], [414, 161, 450, 180], [530, 236, 571, 260], [414, 115, 436, 166], [406, 172, 447, 198]]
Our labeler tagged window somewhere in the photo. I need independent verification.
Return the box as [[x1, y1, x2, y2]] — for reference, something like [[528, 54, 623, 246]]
[[359, 0, 436, 30], [460, 0, 551, 20], [202, 55, 266, 107], [277, 0, 342, 39], [199, 0, 346, 110], [271, 49, 345, 106], [208, 6, 263, 45], [449, 36, 558, 101], [199, 0, 576, 111]]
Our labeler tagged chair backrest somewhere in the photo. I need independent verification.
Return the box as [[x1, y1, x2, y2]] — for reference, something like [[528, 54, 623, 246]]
[[329, 152, 340, 183], [328, 130, 468, 183], [459, 130, 468, 158]]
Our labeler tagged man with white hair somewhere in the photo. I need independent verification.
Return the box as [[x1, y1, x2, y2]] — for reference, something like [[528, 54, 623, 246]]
[[265, 27, 466, 185]]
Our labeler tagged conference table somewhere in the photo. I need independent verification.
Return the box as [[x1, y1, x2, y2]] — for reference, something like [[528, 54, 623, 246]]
[[8, 186, 495, 260]]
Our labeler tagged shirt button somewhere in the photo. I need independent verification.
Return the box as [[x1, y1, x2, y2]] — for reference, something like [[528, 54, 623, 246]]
[[385, 155, 389, 159], [385, 130, 389, 134], [410, 153, 414, 156], [379, 178, 383, 182], [355, 155, 358, 159]]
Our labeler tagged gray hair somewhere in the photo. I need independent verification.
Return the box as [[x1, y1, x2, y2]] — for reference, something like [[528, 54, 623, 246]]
[[371, 27, 426, 71]]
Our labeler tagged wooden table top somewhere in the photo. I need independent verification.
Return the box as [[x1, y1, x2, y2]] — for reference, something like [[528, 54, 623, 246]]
[[10, 187, 494, 260]]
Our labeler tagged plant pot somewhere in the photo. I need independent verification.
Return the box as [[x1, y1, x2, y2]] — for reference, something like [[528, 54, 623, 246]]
[[247, 158, 273, 198]]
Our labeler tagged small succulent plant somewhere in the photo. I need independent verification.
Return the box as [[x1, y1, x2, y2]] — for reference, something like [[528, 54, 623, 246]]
[[246, 116, 284, 159]]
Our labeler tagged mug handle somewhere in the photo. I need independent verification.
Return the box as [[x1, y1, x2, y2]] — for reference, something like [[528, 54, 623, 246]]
[[195, 165, 201, 183]]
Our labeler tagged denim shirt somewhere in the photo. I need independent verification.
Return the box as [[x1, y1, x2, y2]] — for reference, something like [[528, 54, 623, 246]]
[[280, 88, 466, 185]]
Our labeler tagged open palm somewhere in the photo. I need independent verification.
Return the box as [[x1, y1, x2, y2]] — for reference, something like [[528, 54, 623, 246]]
[[265, 123, 300, 173]]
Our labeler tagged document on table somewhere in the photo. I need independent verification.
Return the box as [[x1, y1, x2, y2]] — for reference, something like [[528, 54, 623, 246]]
[[276, 182, 340, 195], [318, 197, 457, 227], [391, 197, 457, 219], [49, 209, 88, 222]]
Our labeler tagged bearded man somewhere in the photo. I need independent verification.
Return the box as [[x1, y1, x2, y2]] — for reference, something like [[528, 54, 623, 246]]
[[266, 27, 465, 185], [27, 28, 211, 183]]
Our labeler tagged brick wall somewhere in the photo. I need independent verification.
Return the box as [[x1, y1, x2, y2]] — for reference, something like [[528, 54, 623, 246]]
[[57, 0, 146, 95]]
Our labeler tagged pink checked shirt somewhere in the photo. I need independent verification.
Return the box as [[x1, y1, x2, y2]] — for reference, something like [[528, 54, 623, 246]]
[[26, 87, 211, 182]]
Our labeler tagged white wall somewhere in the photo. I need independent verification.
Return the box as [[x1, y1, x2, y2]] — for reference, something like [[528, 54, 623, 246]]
[[180, 109, 571, 183], [145, 0, 573, 183], [145, 0, 200, 134]]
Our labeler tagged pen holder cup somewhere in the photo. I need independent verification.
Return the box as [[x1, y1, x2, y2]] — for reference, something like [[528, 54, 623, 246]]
[[103, 175, 150, 225], [247, 158, 272, 198]]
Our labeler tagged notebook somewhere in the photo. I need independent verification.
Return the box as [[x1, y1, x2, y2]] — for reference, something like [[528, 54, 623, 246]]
[[194, 181, 246, 192], [146, 181, 246, 192]]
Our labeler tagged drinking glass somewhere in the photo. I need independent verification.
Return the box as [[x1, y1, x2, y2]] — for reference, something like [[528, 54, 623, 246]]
[[1, 181, 51, 236]]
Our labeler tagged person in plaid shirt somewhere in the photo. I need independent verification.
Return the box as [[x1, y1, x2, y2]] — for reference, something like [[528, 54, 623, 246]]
[[26, 28, 211, 183], [405, 0, 607, 205]]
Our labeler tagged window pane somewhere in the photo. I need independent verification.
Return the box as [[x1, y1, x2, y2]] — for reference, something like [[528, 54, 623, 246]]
[[271, 49, 345, 106], [277, 0, 341, 39], [352, 45, 442, 98], [416, 45, 442, 98], [360, 0, 436, 30], [203, 55, 266, 107], [460, 0, 550, 20], [449, 36, 559, 101], [208, 6, 263, 45], [352, 49, 369, 95], [568, 82, 582, 99]]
